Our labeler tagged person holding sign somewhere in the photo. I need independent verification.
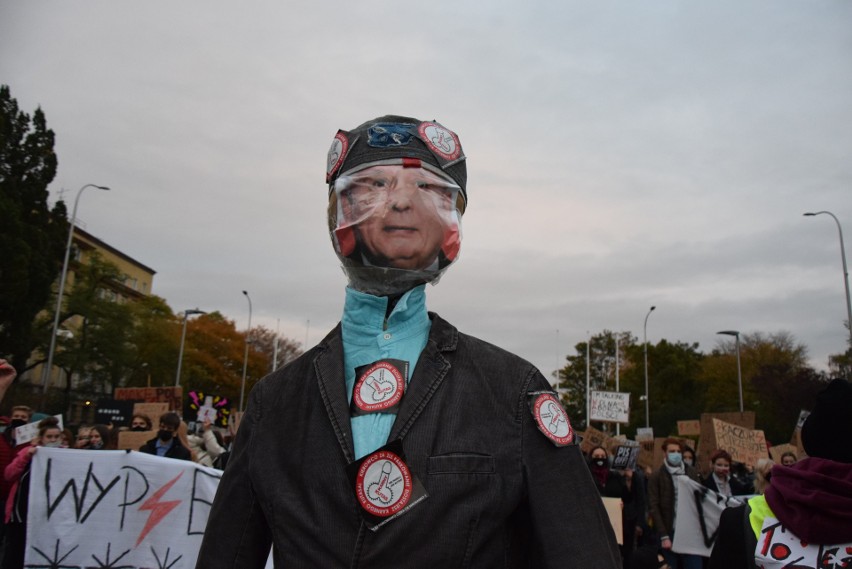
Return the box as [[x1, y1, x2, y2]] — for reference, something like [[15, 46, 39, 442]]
[[709, 378, 852, 569], [702, 449, 752, 497], [196, 116, 620, 568]]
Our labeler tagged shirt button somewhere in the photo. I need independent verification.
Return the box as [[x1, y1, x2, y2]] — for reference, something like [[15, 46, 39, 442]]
[[383, 333, 392, 340]]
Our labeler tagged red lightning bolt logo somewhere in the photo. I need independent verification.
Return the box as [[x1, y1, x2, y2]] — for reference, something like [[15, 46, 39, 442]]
[[135, 471, 184, 546]]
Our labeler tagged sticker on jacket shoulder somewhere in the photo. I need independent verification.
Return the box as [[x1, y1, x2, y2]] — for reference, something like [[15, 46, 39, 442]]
[[350, 359, 408, 417], [528, 392, 574, 446], [347, 439, 428, 531]]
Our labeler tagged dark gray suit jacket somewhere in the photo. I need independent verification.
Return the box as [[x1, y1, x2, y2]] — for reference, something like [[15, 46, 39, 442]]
[[196, 313, 620, 568]]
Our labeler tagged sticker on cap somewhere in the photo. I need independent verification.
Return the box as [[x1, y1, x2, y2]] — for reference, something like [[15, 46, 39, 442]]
[[417, 122, 461, 161], [351, 359, 408, 417], [529, 392, 574, 447], [367, 123, 416, 148], [326, 131, 349, 183], [347, 440, 428, 531]]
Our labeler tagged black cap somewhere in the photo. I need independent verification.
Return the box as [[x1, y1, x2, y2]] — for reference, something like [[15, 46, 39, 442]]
[[326, 115, 467, 207], [801, 378, 852, 463]]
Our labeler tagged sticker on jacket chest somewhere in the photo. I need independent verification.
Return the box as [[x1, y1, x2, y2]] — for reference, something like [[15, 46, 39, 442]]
[[755, 516, 852, 569], [350, 359, 408, 416], [528, 392, 574, 446], [347, 439, 428, 531]]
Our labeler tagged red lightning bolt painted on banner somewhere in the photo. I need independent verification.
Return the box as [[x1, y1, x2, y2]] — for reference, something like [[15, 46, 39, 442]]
[[135, 471, 185, 547]]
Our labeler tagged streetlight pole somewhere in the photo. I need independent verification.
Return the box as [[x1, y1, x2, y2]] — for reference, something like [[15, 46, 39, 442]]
[[717, 330, 744, 413], [804, 211, 852, 347], [175, 309, 205, 387], [41, 184, 110, 397], [643, 306, 656, 429], [239, 290, 253, 412]]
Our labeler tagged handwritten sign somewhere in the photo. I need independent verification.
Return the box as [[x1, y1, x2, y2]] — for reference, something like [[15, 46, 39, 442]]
[[589, 391, 630, 424], [612, 444, 640, 471], [15, 415, 64, 445], [712, 418, 769, 467], [115, 387, 183, 412], [580, 426, 612, 455], [117, 430, 156, 451], [133, 402, 169, 422], [677, 420, 701, 437], [768, 443, 799, 463], [635, 427, 654, 442]]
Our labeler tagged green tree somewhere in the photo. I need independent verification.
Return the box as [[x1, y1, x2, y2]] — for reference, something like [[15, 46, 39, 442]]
[[0, 84, 65, 372], [126, 296, 180, 387]]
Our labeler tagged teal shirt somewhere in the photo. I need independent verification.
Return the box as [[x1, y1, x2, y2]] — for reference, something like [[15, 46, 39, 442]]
[[342, 285, 431, 460]]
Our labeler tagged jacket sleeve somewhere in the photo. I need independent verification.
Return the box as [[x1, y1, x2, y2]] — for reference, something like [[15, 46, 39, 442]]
[[195, 384, 272, 569], [647, 468, 670, 537], [202, 428, 226, 460], [521, 370, 621, 568], [4, 447, 33, 482], [709, 504, 755, 569]]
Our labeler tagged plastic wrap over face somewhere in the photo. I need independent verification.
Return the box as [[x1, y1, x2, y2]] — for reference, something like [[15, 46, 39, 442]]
[[329, 164, 463, 296]]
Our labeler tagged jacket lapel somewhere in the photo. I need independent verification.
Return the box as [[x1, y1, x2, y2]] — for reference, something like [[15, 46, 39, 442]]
[[314, 325, 356, 463], [389, 313, 457, 441]]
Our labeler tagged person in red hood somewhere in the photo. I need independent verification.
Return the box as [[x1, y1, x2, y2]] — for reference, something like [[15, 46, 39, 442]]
[[709, 378, 852, 569]]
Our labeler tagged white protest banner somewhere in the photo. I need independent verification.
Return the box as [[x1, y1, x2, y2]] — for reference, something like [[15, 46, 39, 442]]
[[25, 448, 274, 568], [589, 390, 630, 424], [15, 414, 63, 445], [671, 475, 744, 557]]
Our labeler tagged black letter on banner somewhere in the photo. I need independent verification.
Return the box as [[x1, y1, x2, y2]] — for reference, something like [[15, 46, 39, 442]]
[[119, 466, 149, 530], [188, 468, 222, 535]]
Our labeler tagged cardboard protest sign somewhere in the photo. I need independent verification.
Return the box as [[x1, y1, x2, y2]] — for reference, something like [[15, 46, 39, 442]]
[[580, 426, 612, 455], [711, 418, 769, 467], [589, 391, 630, 424], [15, 415, 63, 446], [672, 475, 743, 556], [612, 444, 640, 471], [117, 430, 156, 451], [133, 402, 169, 422], [677, 420, 701, 437], [115, 387, 183, 412], [698, 411, 755, 477], [601, 497, 623, 545], [635, 427, 654, 442], [768, 443, 800, 462], [95, 399, 135, 427]]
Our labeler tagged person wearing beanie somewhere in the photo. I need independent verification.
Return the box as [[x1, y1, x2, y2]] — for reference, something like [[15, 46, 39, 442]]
[[196, 116, 621, 568], [709, 378, 852, 569]]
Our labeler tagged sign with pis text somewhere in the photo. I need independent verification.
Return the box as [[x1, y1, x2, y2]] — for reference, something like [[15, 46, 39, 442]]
[[611, 444, 640, 471], [589, 390, 630, 424], [712, 418, 769, 467]]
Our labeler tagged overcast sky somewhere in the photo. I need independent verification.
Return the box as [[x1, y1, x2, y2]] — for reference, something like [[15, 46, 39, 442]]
[[2, 1, 851, 382]]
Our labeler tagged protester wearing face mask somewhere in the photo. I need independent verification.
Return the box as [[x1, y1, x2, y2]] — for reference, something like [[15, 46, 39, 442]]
[[4, 417, 63, 568], [681, 446, 696, 469], [87, 424, 114, 450], [130, 414, 153, 432], [648, 438, 701, 569], [138, 412, 191, 461], [588, 445, 642, 568]]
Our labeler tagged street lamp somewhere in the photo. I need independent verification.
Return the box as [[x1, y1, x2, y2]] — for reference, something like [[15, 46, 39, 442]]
[[643, 306, 656, 429], [175, 309, 206, 387], [239, 290, 253, 412], [804, 211, 852, 347], [717, 330, 744, 413], [41, 184, 110, 396]]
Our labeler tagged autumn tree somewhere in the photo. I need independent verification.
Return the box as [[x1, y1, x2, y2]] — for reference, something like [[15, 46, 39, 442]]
[[0, 84, 66, 372]]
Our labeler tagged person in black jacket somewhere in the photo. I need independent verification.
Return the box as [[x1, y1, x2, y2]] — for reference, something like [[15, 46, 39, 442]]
[[138, 412, 191, 461]]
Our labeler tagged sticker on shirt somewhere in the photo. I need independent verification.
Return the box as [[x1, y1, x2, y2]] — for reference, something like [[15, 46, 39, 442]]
[[528, 391, 574, 447], [755, 516, 852, 569], [346, 439, 428, 531], [350, 359, 408, 417]]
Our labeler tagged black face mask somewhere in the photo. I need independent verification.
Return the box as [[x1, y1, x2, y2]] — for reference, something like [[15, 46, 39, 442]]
[[8, 419, 26, 431], [592, 458, 607, 468], [131, 426, 147, 432], [157, 430, 174, 442]]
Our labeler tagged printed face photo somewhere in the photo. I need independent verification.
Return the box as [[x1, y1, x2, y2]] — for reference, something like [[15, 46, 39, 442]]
[[339, 165, 457, 270]]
